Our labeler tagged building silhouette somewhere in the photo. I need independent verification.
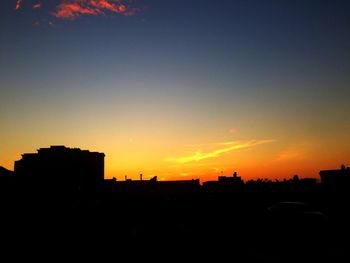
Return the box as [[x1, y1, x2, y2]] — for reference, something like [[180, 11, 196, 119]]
[[218, 171, 243, 184], [14, 146, 105, 198], [104, 175, 200, 199], [0, 166, 15, 199], [203, 171, 243, 191], [0, 166, 14, 177], [319, 165, 350, 188]]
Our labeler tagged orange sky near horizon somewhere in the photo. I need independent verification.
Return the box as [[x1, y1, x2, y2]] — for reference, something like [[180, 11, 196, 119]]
[[1, 125, 349, 182]]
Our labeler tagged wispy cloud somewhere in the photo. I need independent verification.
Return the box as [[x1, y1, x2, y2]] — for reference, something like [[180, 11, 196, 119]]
[[53, 0, 135, 19], [190, 140, 263, 147], [15, 0, 140, 20], [15, 0, 22, 10], [33, 3, 41, 9], [276, 150, 301, 161], [53, 2, 98, 19], [276, 142, 311, 161], [229, 128, 237, 134], [165, 139, 275, 164]]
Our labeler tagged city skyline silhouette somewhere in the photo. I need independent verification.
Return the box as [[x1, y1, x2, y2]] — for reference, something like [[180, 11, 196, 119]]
[[0, 145, 349, 261], [1, 1, 350, 261]]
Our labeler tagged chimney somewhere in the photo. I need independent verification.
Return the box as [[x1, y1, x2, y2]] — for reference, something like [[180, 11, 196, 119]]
[[140, 174, 143, 181]]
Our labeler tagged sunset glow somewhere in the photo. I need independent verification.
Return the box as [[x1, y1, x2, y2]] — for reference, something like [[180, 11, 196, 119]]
[[2, 1, 350, 182]]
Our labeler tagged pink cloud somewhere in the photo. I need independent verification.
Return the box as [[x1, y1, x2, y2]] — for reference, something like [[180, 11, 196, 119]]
[[15, 0, 23, 10], [90, 0, 118, 12], [53, 2, 99, 19], [15, 0, 140, 20], [33, 3, 42, 9], [53, 0, 137, 19]]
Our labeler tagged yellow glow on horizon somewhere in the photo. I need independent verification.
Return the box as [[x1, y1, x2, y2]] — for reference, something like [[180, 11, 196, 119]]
[[1, 125, 349, 183]]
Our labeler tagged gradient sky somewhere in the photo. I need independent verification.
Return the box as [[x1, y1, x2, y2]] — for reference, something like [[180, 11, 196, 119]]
[[1, 0, 350, 181]]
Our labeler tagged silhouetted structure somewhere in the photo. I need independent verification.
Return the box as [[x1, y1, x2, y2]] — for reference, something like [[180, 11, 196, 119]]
[[203, 171, 243, 191], [0, 166, 15, 199], [0, 166, 14, 177], [1, 148, 348, 261], [218, 171, 243, 184], [14, 146, 105, 198], [320, 165, 350, 188], [104, 175, 200, 198], [157, 179, 201, 194]]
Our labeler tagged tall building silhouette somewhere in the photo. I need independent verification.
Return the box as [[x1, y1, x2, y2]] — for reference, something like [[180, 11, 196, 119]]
[[14, 146, 105, 198]]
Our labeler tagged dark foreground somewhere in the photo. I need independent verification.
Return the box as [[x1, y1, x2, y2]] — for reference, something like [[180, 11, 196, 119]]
[[1, 187, 349, 262]]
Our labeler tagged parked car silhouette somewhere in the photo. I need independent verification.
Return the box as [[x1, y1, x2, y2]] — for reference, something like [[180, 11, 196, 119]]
[[267, 201, 328, 242], [268, 201, 326, 217]]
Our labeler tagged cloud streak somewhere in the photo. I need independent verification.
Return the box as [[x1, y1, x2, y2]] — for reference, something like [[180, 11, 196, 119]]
[[165, 139, 275, 164], [276, 142, 311, 161], [15, 0, 23, 10], [53, 0, 135, 19], [229, 128, 237, 134], [33, 3, 41, 9], [190, 141, 250, 147], [15, 0, 139, 20], [53, 2, 99, 19]]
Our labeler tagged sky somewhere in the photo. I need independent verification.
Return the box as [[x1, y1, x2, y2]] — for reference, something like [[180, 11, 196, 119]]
[[1, 0, 350, 182]]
